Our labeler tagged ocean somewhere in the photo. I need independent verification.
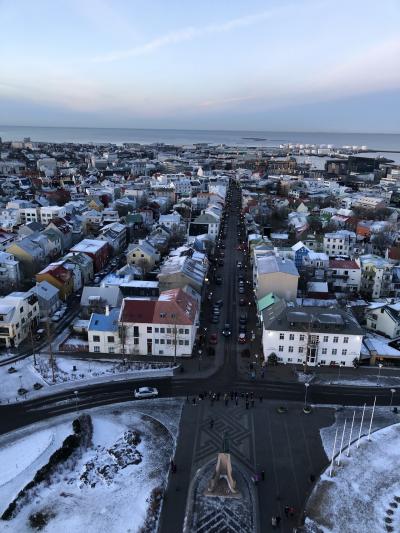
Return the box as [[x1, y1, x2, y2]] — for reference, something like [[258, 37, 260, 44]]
[[1, 125, 400, 154]]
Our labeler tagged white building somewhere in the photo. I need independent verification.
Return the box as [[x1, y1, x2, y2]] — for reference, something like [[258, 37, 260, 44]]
[[88, 308, 121, 354], [0, 251, 21, 291], [0, 291, 40, 347], [328, 258, 361, 293], [40, 206, 67, 225], [262, 301, 363, 367], [358, 255, 394, 300], [323, 230, 357, 257]]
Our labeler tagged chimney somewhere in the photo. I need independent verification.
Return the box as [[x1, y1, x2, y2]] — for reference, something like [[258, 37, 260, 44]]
[[105, 305, 110, 316]]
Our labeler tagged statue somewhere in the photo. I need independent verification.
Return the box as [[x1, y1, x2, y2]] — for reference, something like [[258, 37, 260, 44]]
[[204, 432, 241, 498]]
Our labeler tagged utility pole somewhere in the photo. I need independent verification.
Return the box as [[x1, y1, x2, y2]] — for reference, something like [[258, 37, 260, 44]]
[[29, 323, 36, 366], [46, 318, 55, 383]]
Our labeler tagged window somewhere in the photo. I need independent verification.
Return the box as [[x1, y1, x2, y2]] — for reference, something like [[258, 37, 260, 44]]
[[288, 346, 294, 353], [332, 349, 337, 355], [108, 347, 114, 353], [94, 346, 100, 352], [179, 340, 184, 345], [147, 326, 152, 333], [134, 338, 139, 345], [322, 348, 327, 355], [288, 358, 292, 362], [289, 334, 295, 341], [160, 339, 165, 344], [155, 339, 159, 344], [342, 349, 347, 356], [167, 328, 172, 334], [279, 333, 285, 340], [167, 339, 172, 345], [160, 328, 165, 333], [341, 361, 346, 366], [297, 358, 303, 363], [93, 335, 100, 342], [185, 329, 189, 334], [343, 337, 349, 344], [298, 347, 303, 353], [184, 340, 189, 346], [323, 336, 328, 343], [299, 334, 305, 341], [107, 336, 114, 343], [333, 336, 339, 343], [278, 345, 284, 352], [320, 360, 326, 365], [179, 328, 184, 334], [133, 326, 139, 337], [155, 327, 159, 333], [159, 350, 163, 355]]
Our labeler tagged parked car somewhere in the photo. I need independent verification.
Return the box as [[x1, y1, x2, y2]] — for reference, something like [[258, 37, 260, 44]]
[[215, 300, 223, 307], [218, 259, 224, 266], [212, 307, 221, 315], [35, 329, 45, 341], [211, 315, 220, 323], [216, 276, 222, 285], [134, 387, 158, 399], [222, 324, 231, 337], [239, 313, 247, 324], [238, 286, 245, 294], [238, 333, 247, 344], [239, 324, 247, 334], [51, 312, 62, 322], [209, 333, 218, 345], [239, 298, 246, 306]]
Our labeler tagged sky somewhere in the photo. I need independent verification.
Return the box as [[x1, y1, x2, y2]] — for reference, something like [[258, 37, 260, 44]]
[[0, 0, 400, 132]]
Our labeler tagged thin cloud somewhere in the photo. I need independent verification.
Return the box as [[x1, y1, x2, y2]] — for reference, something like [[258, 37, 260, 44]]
[[93, 9, 280, 63]]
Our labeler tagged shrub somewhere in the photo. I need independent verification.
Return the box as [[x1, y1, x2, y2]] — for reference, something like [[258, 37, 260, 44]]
[[29, 510, 55, 530]]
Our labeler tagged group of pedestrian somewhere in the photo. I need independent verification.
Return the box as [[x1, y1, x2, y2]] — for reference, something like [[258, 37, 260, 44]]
[[271, 505, 297, 528], [186, 390, 263, 408]]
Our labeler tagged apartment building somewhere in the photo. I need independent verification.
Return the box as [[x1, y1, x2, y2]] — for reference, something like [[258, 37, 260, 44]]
[[0, 291, 40, 347]]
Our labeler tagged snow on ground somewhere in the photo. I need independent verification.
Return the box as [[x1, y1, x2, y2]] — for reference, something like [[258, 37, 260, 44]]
[[296, 370, 400, 388], [0, 355, 177, 404], [306, 423, 400, 533], [0, 398, 183, 533]]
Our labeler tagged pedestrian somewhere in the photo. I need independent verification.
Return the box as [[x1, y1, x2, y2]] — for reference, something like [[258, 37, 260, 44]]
[[235, 397, 238, 406], [259, 395, 263, 403], [261, 470, 265, 481], [186, 394, 189, 402], [284, 505, 289, 517], [276, 516, 281, 526], [230, 391, 234, 400], [225, 397, 228, 407], [210, 418, 214, 429], [245, 392, 249, 400], [251, 399, 255, 408], [192, 397, 196, 405], [271, 516, 277, 528], [250, 391, 254, 399], [309, 473, 315, 483], [217, 392, 220, 401], [246, 400, 249, 410], [289, 507, 295, 517]]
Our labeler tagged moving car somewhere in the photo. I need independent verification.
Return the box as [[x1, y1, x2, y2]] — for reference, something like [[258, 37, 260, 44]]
[[215, 299, 223, 307], [239, 298, 246, 306], [216, 276, 222, 285], [222, 324, 231, 337], [134, 387, 158, 399], [211, 315, 220, 323], [239, 313, 247, 325], [239, 324, 247, 334], [51, 312, 62, 322], [209, 333, 218, 345]]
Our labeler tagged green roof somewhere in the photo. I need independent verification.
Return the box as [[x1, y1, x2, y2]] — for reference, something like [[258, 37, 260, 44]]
[[257, 292, 279, 313]]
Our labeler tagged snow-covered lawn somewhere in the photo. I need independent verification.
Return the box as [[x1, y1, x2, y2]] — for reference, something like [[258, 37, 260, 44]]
[[296, 370, 400, 388], [0, 399, 182, 533], [0, 356, 177, 404], [306, 423, 400, 533]]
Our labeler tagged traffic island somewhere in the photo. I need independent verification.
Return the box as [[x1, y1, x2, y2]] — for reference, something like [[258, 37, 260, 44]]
[[303, 405, 312, 414], [276, 406, 288, 414]]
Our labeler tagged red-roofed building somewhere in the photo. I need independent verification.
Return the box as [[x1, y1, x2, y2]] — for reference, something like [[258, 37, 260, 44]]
[[36, 262, 74, 300], [119, 288, 199, 357], [328, 258, 361, 294]]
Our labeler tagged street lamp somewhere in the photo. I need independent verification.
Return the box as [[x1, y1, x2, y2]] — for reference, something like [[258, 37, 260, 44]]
[[198, 349, 202, 371], [338, 363, 343, 382], [74, 390, 79, 414], [377, 363, 383, 386], [304, 383, 310, 408], [390, 388, 396, 410]]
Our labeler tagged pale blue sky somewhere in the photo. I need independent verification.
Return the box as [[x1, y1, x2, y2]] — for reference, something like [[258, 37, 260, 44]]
[[0, 0, 399, 131]]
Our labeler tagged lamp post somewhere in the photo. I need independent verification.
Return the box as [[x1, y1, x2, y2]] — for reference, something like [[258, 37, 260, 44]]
[[390, 388, 396, 410], [338, 363, 343, 382], [74, 390, 79, 415], [376, 363, 383, 386], [198, 349, 202, 371], [304, 382, 310, 408]]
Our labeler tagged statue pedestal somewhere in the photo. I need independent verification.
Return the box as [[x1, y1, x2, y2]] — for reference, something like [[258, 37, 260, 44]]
[[204, 453, 241, 499]]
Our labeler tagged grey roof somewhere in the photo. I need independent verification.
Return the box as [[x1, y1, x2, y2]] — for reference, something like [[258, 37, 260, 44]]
[[257, 255, 299, 277], [262, 302, 363, 335], [33, 280, 60, 301], [81, 286, 122, 307]]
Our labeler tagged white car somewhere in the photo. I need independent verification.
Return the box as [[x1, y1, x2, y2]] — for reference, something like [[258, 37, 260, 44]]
[[51, 312, 62, 322], [134, 387, 159, 399]]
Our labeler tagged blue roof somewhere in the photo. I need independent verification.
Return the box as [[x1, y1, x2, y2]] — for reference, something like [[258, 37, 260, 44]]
[[88, 308, 120, 332]]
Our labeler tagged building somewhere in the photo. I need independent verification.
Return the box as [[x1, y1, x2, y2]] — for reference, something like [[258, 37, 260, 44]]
[[254, 255, 299, 301], [33, 280, 61, 318], [328, 258, 361, 294], [70, 239, 110, 272], [358, 255, 394, 300], [262, 301, 363, 367], [88, 308, 120, 354], [0, 251, 21, 292], [119, 288, 199, 357], [0, 291, 40, 347], [158, 255, 207, 294], [98, 222, 127, 254], [365, 303, 400, 339], [35, 263, 74, 300], [323, 230, 357, 257], [126, 240, 160, 270]]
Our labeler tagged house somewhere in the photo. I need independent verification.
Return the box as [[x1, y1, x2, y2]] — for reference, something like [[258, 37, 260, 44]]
[[80, 286, 123, 318], [0, 291, 40, 347], [98, 222, 127, 254], [327, 258, 361, 294], [88, 308, 120, 354], [33, 280, 61, 318], [63, 252, 94, 285], [254, 255, 299, 301], [119, 288, 199, 357], [365, 303, 400, 339], [0, 251, 21, 292], [126, 241, 160, 270], [158, 212, 182, 230], [158, 255, 207, 294], [358, 255, 394, 300], [7, 237, 46, 278], [70, 239, 110, 272], [45, 217, 73, 252], [262, 301, 363, 367], [189, 211, 220, 240], [36, 262, 74, 300], [323, 230, 357, 257]]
